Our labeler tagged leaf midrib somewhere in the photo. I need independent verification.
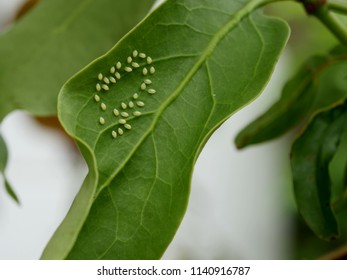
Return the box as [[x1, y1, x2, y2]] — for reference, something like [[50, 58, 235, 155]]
[[96, 0, 262, 196]]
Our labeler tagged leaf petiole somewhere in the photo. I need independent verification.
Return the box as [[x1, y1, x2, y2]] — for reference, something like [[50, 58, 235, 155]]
[[315, 6, 347, 46], [328, 0, 347, 15]]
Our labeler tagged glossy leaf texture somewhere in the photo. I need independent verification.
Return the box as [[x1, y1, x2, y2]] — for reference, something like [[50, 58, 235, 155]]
[[41, 0, 289, 259], [235, 46, 347, 149], [0, 134, 19, 203], [0, 0, 154, 121], [291, 103, 347, 241]]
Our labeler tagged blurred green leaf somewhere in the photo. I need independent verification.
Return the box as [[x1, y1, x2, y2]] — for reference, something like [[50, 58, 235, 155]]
[[0, 0, 154, 121], [291, 103, 347, 240], [41, 0, 289, 259], [0, 134, 19, 204], [0, 134, 7, 173], [236, 46, 347, 149]]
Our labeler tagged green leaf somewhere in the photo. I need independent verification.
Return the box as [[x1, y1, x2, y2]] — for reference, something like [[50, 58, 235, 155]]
[[0, 134, 19, 204], [330, 130, 347, 205], [291, 103, 347, 241], [0, 0, 154, 121], [0, 134, 7, 173], [42, 0, 289, 259], [235, 46, 347, 148]]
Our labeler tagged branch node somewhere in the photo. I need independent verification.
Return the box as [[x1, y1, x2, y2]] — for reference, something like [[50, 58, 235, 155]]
[[301, 0, 327, 15]]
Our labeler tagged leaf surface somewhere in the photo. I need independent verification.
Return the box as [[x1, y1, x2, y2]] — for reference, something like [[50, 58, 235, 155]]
[[0, 0, 154, 121], [291, 103, 347, 240], [42, 0, 289, 259], [236, 46, 347, 148]]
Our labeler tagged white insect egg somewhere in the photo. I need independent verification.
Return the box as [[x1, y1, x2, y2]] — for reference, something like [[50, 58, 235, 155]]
[[139, 53, 146, 58], [96, 83, 101, 91], [137, 101, 145, 107], [127, 56, 132, 63], [125, 66, 132, 72], [110, 66, 115, 74], [99, 117, 105, 125], [144, 79, 152, 85], [150, 66, 155, 74], [103, 77, 110, 84], [94, 94, 100, 102], [112, 130, 117, 138], [121, 102, 127, 109], [133, 111, 142, 117], [132, 62, 140, 68], [133, 50, 138, 57], [140, 83, 146, 90], [148, 89, 156, 94], [113, 109, 119, 116], [116, 62, 122, 69], [119, 119, 126, 124], [142, 67, 148, 75], [101, 103, 107, 110], [115, 72, 121, 79], [147, 56, 152, 64], [124, 124, 132, 130], [133, 93, 139, 99], [109, 76, 116, 83], [98, 73, 103, 80], [118, 128, 124, 135], [102, 84, 109, 91], [129, 101, 134, 108], [121, 112, 129, 118]]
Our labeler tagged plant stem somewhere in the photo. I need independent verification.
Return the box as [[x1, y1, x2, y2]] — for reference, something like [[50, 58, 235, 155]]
[[328, 0, 347, 15], [315, 6, 347, 46]]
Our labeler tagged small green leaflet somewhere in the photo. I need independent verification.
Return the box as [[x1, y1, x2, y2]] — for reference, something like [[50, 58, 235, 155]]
[[236, 46, 347, 149], [291, 102, 347, 241], [0, 134, 19, 204]]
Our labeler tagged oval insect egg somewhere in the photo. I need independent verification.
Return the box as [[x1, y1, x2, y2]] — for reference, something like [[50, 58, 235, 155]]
[[103, 77, 110, 84], [121, 112, 129, 118], [102, 84, 109, 91], [101, 103, 107, 110], [94, 94, 100, 102]]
